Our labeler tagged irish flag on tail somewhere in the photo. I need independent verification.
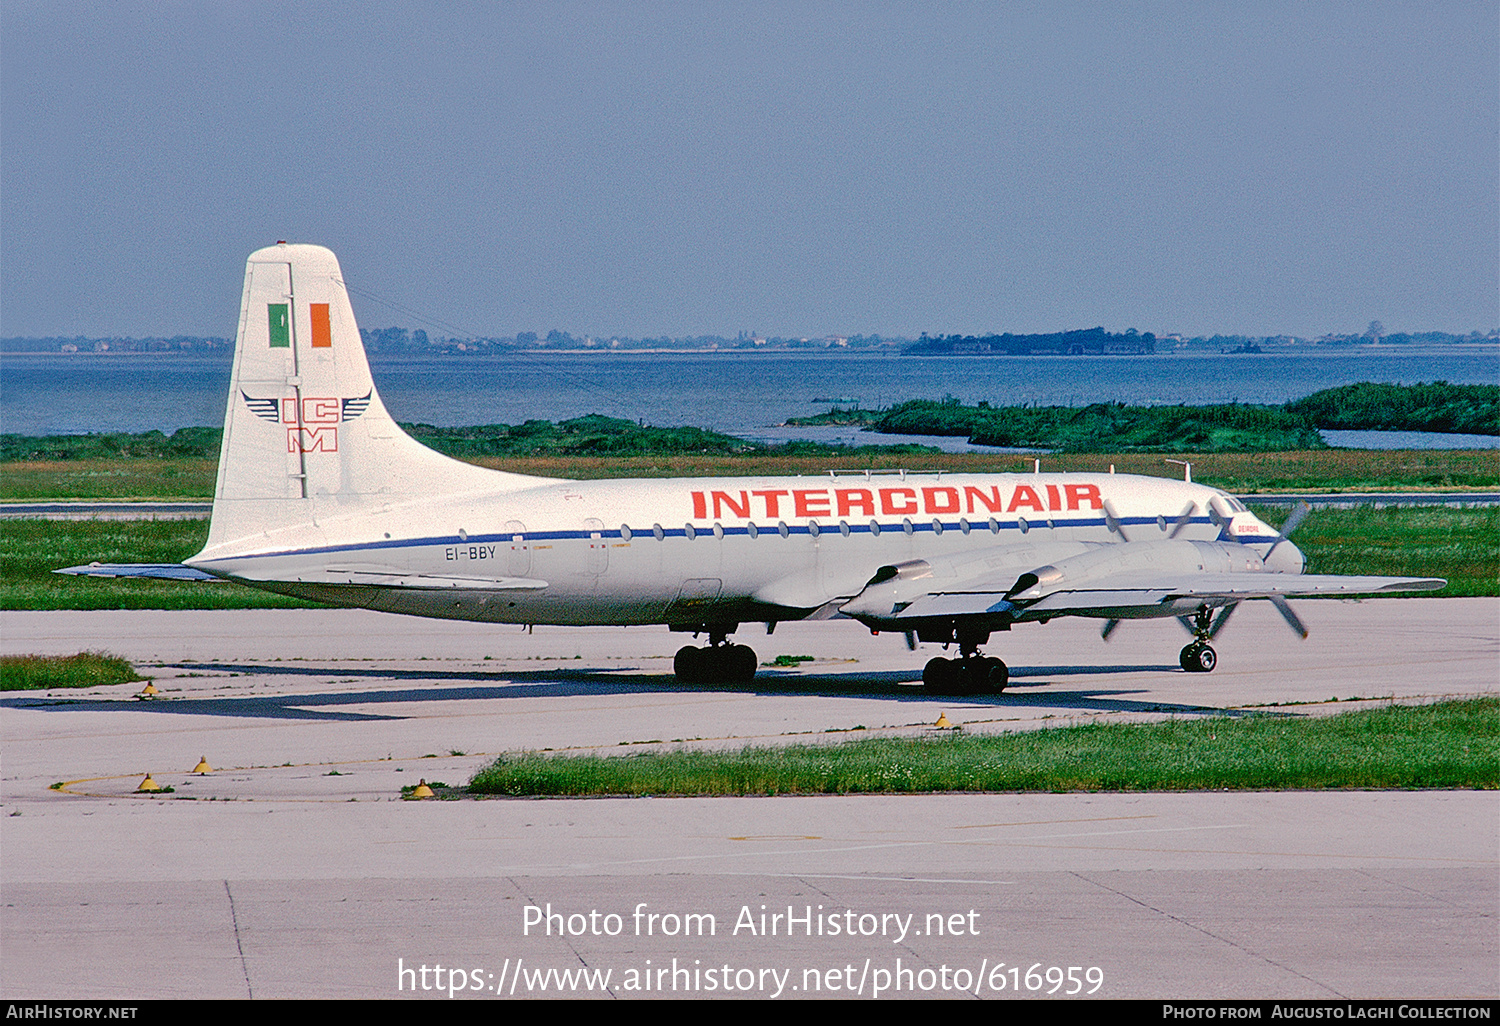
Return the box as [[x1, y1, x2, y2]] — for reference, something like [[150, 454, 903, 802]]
[[267, 302, 331, 348]]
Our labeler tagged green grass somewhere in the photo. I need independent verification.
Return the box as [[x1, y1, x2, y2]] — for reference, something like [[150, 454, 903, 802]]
[[1, 652, 145, 690], [469, 697, 1498, 796], [1258, 505, 1499, 597], [0, 458, 219, 500], [3, 449, 1496, 500], [0, 518, 312, 610]]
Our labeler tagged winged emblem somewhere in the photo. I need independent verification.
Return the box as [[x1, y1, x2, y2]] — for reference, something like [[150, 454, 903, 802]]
[[241, 391, 371, 423]]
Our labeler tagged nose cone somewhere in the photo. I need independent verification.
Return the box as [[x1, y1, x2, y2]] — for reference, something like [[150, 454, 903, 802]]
[[1265, 540, 1306, 575]]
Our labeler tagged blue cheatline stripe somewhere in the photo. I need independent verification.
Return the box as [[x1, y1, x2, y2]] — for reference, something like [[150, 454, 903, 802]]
[[192, 516, 1217, 568]]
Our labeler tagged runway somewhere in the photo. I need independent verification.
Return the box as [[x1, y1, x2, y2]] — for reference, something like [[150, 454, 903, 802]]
[[1, 600, 1495, 1000]]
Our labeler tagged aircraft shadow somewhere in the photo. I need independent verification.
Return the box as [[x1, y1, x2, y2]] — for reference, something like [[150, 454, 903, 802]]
[[2, 660, 1273, 722]]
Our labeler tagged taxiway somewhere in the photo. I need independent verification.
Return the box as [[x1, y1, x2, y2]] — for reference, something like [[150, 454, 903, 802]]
[[1, 600, 1495, 999]]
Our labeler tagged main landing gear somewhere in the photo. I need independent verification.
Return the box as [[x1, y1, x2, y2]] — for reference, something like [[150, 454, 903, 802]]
[[1179, 608, 1218, 673], [674, 626, 757, 685], [923, 655, 1008, 696], [921, 626, 1009, 695]]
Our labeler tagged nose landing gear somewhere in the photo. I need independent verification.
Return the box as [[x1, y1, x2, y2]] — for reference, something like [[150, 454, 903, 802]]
[[1179, 642, 1217, 673], [1179, 608, 1219, 673]]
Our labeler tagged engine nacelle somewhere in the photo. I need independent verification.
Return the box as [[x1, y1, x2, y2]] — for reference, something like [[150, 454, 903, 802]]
[[841, 540, 1097, 619], [1005, 540, 1267, 602]]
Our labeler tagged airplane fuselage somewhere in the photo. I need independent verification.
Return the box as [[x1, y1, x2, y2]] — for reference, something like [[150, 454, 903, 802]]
[[187, 469, 1285, 629]]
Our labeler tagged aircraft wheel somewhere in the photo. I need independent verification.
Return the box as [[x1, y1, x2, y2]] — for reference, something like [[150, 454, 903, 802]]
[[956, 660, 985, 696], [675, 645, 705, 683], [923, 657, 956, 694], [983, 657, 1009, 694], [1179, 643, 1216, 673], [728, 644, 758, 683]]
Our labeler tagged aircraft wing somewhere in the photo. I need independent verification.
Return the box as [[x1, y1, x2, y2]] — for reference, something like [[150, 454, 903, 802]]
[[843, 543, 1447, 627], [1004, 571, 1446, 617], [877, 573, 1446, 621], [55, 563, 222, 581]]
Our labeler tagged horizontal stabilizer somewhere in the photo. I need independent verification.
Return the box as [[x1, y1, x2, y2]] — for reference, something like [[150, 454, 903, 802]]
[[55, 563, 221, 581]]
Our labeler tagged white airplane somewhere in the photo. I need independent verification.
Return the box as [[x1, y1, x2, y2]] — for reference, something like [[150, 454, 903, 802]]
[[63, 243, 1445, 693]]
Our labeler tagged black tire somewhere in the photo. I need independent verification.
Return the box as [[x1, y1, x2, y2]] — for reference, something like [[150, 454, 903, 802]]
[[674, 645, 704, 683], [728, 644, 758, 683], [984, 657, 1009, 693], [1180, 643, 1216, 673], [923, 657, 955, 694]]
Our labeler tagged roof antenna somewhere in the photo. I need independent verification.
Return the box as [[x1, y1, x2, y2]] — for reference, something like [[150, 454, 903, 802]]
[[1165, 459, 1192, 483], [1033, 458, 1041, 473]]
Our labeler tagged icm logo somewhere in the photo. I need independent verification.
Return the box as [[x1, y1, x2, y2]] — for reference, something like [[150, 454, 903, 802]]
[[242, 391, 371, 453]]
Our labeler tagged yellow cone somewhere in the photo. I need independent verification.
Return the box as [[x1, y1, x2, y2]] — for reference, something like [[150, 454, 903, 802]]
[[137, 682, 158, 698], [934, 713, 952, 728], [136, 773, 161, 792], [407, 779, 435, 799], [192, 757, 212, 774]]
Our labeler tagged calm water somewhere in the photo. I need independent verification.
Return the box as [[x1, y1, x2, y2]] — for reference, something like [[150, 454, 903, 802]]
[[2, 348, 1496, 448]]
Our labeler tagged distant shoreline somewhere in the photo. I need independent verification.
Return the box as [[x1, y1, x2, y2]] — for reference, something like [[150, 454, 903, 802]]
[[2, 342, 1496, 358]]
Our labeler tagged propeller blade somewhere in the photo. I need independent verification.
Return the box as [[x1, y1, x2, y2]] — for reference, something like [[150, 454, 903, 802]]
[[1101, 618, 1121, 641], [1279, 500, 1312, 538], [1268, 595, 1309, 639], [904, 631, 917, 651], [1206, 499, 1229, 533], [1168, 501, 1197, 539], [1102, 500, 1131, 542], [1265, 501, 1312, 560], [1207, 601, 1238, 639]]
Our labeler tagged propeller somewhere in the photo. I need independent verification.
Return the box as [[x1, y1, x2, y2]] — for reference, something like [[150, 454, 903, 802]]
[[1268, 595, 1309, 639], [1101, 500, 1131, 542], [1263, 501, 1312, 562], [1168, 501, 1197, 539], [1101, 618, 1121, 641], [1206, 499, 1230, 535], [904, 631, 917, 651]]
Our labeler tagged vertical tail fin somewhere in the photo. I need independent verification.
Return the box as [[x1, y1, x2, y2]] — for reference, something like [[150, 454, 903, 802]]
[[203, 243, 541, 554]]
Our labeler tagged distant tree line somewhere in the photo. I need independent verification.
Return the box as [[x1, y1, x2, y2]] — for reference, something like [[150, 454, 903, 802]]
[[4, 382, 1493, 462], [1, 418, 926, 462], [903, 327, 1156, 356], [790, 382, 1498, 452], [1286, 382, 1499, 436], [854, 398, 1323, 452], [4, 327, 1495, 355]]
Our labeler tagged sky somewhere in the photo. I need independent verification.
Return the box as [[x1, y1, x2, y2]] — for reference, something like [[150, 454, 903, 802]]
[[2, 1, 1496, 341]]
